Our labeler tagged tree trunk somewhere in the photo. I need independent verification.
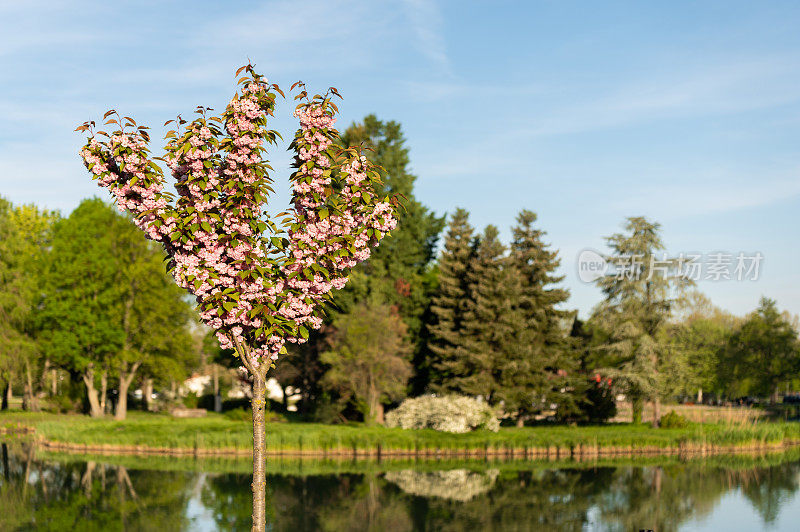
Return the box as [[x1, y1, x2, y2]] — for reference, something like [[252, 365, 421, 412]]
[[23, 364, 40, 412], [697, 388, 703, 404], [251, 374, 267, 531], [1, 443, 9, 481], [651, 396, 661, 428], [100, 370, 108, 414], [213, 365, 222, 413], [50, 369, 58, 396], [516, 414, 525, 428], [631, 396, 643, 424], [115, 362, 141, 421], [83, 367, 103, 418], [1, 380, 10, 410], [143, 378, 154, 412]]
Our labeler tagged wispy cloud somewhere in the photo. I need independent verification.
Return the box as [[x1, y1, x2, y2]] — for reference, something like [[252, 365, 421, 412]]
[[525, 55, 800, 137], [401, 0, 451, 74]]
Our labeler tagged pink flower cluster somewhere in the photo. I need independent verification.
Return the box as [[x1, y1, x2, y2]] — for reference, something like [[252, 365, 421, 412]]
[[280, 103, 398, 339], [78, 70, 396, 371]]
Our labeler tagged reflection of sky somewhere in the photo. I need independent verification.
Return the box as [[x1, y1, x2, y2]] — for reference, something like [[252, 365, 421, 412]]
[[680, 489, 797, 532], [185, 490, 217, 532]]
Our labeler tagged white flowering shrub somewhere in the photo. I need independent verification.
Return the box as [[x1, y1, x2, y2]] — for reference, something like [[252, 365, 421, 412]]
[[384, 469, 499, 501], [385, 395, 500, 433]]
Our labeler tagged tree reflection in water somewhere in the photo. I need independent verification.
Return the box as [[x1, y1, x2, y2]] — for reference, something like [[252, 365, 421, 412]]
[[1, 442, 800, 531]]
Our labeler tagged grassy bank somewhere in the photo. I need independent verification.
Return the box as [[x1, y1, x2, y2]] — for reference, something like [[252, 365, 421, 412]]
[[3, 411, 800, 457]]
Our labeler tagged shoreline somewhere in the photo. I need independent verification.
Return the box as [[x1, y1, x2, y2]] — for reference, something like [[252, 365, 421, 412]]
[[27, 433, 800, 460], [5, 412, 800, 461]]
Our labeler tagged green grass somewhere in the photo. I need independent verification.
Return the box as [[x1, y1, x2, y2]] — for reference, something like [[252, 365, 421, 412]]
[[4, 410, 800, 453]]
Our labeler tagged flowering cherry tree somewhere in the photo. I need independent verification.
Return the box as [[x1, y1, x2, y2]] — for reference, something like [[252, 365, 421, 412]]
[[77, 65, 397, 530]]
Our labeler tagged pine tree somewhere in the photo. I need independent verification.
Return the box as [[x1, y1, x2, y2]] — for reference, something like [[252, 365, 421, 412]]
[[426, 208, 476, 391]]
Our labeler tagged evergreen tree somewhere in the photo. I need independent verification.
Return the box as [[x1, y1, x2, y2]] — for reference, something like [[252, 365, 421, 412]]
[[338, 115, 445, 345], [592, 216, 689, 426], [445, 224, 510, 400], [426, 208, 476, 392], [501, 210, 573, 424]]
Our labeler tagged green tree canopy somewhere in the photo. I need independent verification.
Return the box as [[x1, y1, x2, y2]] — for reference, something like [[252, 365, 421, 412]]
[[320, 301, 412, 424], [40, 198, 196, 418], [720, 297, 800, 402]]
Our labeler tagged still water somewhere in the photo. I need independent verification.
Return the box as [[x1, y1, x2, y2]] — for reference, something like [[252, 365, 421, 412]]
[[2, 443, 800, 531]]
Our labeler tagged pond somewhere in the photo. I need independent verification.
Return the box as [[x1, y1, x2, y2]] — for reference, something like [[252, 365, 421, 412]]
[[3, 442, 800, 531]]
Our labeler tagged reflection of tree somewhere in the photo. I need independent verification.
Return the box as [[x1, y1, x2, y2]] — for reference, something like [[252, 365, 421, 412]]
[[596, 462, 800, 532], [739, 464, 800, 524], [1, 450, 800, 531], [201, 473, 267, 531], [410, 468, 614, 531], [0, 449, 193, 531], [316, 474, 412, 532], [384, 469, 498, 501]]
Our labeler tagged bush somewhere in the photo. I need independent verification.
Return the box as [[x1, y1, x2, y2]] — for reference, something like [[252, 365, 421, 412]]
[[577, 382, 617, 423], [45, 394, 78, 414], [660, 410, 690, 429], [385, 395, 500, 433]]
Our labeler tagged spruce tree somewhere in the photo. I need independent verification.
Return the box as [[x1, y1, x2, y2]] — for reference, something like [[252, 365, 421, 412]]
[[448, 224, 511, 400], [506, 210, 572, 423], [426, 208, 476, 391], [338, 115, 445, 337]]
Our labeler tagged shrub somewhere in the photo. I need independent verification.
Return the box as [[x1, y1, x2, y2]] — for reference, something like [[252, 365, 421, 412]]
[[385, 395, 500, 433], [660, 410, 690, 429]]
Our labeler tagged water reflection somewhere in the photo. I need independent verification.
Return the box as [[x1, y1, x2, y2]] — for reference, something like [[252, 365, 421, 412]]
[[3, 441, 800, 531]]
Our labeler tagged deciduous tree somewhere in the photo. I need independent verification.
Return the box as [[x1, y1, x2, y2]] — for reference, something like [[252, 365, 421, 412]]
[[77, 65, 397, 529]]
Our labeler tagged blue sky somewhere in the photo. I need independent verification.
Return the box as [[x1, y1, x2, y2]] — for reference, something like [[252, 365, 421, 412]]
[[1, 0, 798, 318]]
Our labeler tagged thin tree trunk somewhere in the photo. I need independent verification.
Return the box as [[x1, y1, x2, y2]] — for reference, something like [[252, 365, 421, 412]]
[[115, 362, 141, 421], [82, 461, 96, 499], [652, 396, 661, 428], [252, 374, 267, 531], [1, 442, 9, 481], [697, 387, 703, 404], [50, 369, 58, 396], [143, 378, 154, 412], [83, 366, 103, 418], [1, 380, 9, 410], [213, 365, 222, 413], [23, 364, 38, 412], [100, 370, 108, 414]]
